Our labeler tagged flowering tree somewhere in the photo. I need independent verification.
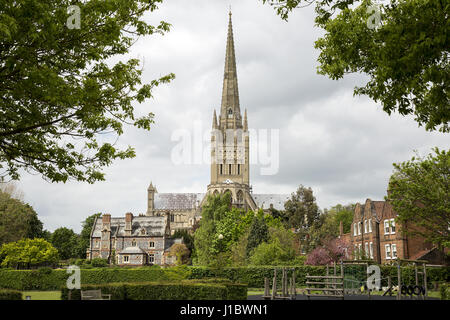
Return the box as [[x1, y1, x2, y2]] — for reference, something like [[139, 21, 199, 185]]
[[305, 238, 350, 266]]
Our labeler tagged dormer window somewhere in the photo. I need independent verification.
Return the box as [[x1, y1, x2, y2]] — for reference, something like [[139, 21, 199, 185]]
[[228, 109, 233, 118]]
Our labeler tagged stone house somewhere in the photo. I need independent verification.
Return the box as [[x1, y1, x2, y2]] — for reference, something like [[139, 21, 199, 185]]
[[87, 213, 181, 266]]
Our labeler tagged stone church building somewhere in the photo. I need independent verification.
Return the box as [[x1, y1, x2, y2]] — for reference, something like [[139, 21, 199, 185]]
[[87, 12, 290, 266]]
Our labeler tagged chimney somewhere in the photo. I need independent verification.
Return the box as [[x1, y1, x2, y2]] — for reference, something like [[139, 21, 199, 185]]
[[165, 211, 171, 236], [125, 212, 133, 236], [102, 214, 111, 231]]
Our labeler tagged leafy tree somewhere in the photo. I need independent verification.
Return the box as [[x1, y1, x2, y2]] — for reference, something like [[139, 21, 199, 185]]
[[249, 227, 304, 265], [50, 227, 79, 260], [0, 191, 44, 244], [262, 0, 449, 132], [246, 213, 269, 258], [308, 203, 354, 249], [387, 148, 450, 249], [172, 229, 194, 253], [0, 0, 174, 183], [0, 238, 58, 269], [77, 213, 102, 258], [284, 185, 320, 230], [169, 243, 190, 266], [193, 193, 232, 266]]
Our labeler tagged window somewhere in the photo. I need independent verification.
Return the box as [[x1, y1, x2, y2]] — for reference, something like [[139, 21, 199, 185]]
[[132, 239, 137, 247], [148, 254, 155, 263], [384, 220, 390, 234], [358, 222, 362, 235], [229, 164, 232, 175], [237, 164, 240, 175], [384, 219, 396, 234], [369, 242, 374, 259], [368, 219, 372, 233], [364, 220, 368, 233], [365, 243, 369, 258], [170, 214, 175, 223], [220, 164, 223, 175], [390, 219, 396, 234], [353, 223, 357, 236], [385, 244, 391, 259], [358, 244, 362, 260], [354, 244, 358, 260], [149, 241, 155, 249], [392, 244, 397, 259], [228, 109, 233, 119], [124, 255, 129, 263]]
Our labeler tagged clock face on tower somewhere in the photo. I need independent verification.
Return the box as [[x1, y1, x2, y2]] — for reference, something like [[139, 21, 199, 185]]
[[224, 179, 233, 184]]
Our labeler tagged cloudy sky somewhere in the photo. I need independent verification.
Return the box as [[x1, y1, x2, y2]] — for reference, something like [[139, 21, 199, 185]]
[[14, 0, 449, 233]]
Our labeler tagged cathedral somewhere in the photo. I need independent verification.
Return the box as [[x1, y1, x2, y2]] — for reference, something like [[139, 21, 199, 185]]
[[87, 13, 290, 266]]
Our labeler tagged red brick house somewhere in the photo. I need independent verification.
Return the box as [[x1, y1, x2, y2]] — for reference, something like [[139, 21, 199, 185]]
[[339, 199, 447, 265]]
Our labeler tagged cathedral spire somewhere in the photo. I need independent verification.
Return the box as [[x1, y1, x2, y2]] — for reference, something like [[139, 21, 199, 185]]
[[212, 109, 218, 129], [220, 11, 242, 128]]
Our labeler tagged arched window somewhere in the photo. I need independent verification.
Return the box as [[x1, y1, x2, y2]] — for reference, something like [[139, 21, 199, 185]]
[[228, 109, 233, 119], [132, 239, 137, 247], [213, 190, 219, 197], [237, 190, 244, 204]]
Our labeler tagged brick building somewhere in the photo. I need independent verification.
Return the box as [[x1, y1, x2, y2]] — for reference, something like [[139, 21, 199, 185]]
[[339, 199, 447, 265]]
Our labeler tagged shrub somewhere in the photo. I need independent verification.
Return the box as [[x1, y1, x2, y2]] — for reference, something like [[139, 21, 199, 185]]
[[440, 283, 449, 300], [91, 258, 108, 268], [62, 280, 247, 300], [0, 289, 22, 300]]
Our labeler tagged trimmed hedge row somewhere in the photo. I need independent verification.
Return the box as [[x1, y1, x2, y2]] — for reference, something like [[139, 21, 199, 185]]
[[61, 279, 247, 300], [0, 265, 448, 291], [0, 266, 168, 290], [0, 289, 22, 300]]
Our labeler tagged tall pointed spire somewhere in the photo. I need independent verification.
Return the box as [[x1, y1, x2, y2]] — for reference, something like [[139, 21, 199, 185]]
[[220, 11, 242, 128], [212, 109, 218, 129]]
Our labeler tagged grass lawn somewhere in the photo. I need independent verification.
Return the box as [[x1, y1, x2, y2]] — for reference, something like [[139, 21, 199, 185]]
[[22, 291, 61, 300]]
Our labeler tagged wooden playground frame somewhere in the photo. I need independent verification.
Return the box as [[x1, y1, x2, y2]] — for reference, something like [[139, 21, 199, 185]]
[[262, 259, 429, 300]]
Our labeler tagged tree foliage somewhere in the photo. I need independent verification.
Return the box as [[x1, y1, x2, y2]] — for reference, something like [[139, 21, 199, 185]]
[[0, 238, 58, 269], [262, 0, 449, 132], [284, 185, 320, 230], [387, 148, 450, 249], [0, 0, 175, 183], [0, 190, 44, 245], [50, 227, 79, 260]]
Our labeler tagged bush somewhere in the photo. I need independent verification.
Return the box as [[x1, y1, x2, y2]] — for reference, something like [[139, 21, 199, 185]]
[[91, 258, 108, 268], [62, 280, 247, 300], [440, 283, 449, 300], [0, 289, 22, 300]]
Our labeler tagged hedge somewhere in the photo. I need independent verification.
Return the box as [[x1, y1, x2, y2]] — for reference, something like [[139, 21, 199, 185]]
[[61, 280, 247, 300], [1, 265, 448, 291], [0, 266, 168, 290], [0, 289, 22, 300]]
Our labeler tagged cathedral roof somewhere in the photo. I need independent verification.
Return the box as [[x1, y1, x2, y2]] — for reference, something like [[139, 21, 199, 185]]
[[154, 193, 205, 211], [252, 194, 290, 211]]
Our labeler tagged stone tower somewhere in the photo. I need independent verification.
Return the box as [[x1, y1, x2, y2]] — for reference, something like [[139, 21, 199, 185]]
[[146, 182, 156, 216], [207, 12, 254, 210]]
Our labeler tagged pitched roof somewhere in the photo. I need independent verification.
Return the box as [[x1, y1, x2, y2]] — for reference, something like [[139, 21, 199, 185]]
[[92, 216, 167, 238], [119, 246, 147, 255], [252, 194, 290, 211], [154, 193, 205, 211]]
